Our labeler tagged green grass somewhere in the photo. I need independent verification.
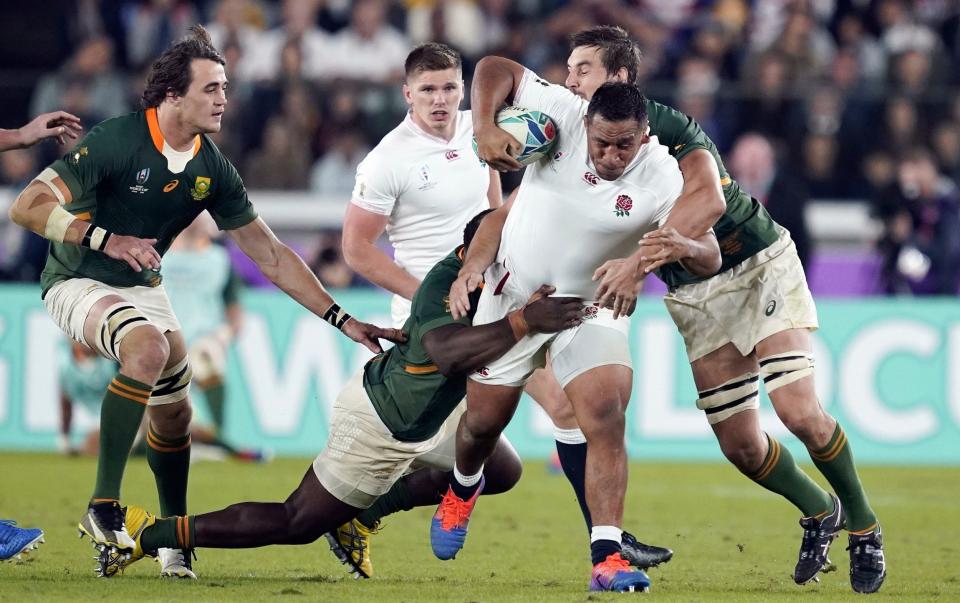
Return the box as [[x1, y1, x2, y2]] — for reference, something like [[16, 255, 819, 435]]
[[1, 454, 957, 601]]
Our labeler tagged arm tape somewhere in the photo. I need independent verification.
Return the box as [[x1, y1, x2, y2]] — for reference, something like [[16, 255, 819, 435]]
[[36, 167, 67, 205], [322, 303, 352, 330], [43, 205, 76, 243]]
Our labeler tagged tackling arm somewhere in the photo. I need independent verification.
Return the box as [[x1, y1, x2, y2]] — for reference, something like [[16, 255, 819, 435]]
[[660, 149, 726, 238], [227, 217, 406, 353]]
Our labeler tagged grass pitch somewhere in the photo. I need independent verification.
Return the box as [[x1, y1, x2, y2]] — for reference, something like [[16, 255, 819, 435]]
[[1, 453, 957, 601]]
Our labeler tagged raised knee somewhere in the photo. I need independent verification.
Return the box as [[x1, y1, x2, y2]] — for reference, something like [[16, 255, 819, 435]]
[[123, 329, 170, 374], [779, 406, 832, 446], [577, 397, 625, 434], [721, 437, 767, 474]]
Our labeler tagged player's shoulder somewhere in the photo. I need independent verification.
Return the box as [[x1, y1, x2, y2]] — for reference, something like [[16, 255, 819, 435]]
[[82, 111, 148, 149], [360, 122, 411, 170]]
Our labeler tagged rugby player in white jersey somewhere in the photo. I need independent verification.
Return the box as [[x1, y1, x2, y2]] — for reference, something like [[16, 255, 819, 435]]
[[428, 56, 722, 592], [330, 42, 501, 576]]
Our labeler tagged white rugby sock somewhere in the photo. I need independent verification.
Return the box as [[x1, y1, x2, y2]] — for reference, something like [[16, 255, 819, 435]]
[[591, 525, 623, 544], [454, 464, 483, 488], [553, 426, 587, 445]]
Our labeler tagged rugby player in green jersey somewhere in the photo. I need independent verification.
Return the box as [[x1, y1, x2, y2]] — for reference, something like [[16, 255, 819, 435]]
[[108, 210, 585, 575], [453, 26, 885, 594], [7, 26, 401, 579]]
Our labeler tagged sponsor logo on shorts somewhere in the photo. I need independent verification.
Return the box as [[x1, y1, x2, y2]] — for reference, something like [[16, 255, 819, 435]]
[[553, 151, 564, 161], [583, 305, 599, 320], [765, 300, 777, 316], [163, 179, 180, 192], [190, 176, 212, 201], [614, 194, 633, 217], [444, 150, 460, 161], [583, 172, 599, 186], [475, 367, 490, 377]]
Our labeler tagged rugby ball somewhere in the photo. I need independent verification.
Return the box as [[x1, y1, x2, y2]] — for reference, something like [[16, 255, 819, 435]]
[[474, 106, 558, 166]]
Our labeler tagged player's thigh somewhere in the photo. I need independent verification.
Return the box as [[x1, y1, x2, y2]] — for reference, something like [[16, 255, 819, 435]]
[[562, 364, 633, 435], [690, 343, 762, 428], [689, 342, 759, 391], [754, 328, 817, 405], [315, 370, 445, 509], [551, 320, 632, 426], [524, 364, 578, 429], [463, 378, 525, 435]]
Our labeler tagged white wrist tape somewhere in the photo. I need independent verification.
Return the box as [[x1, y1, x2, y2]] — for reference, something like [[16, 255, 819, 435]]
[[44, 205, 76, 243]]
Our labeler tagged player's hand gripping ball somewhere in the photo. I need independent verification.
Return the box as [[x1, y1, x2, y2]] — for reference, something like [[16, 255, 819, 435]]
[[473, 106, 558, 166]]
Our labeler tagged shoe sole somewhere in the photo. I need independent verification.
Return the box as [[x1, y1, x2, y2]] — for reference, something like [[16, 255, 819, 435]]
[[325, 533, 370, 579]]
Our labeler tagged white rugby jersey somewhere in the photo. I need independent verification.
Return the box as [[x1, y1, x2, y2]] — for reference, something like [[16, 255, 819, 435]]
[[351, 110, 490, 322], [496, 70, 684, 301]]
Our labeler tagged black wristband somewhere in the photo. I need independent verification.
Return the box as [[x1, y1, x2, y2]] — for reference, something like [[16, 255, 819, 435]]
[[98, 231, 112, 251], [80, 224, 95, 248], [323, 303, 352, 330]]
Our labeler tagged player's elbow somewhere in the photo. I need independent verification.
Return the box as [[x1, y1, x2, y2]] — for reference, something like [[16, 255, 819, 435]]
[[340, 235, 368, 272], [8, 190, 30, 227]]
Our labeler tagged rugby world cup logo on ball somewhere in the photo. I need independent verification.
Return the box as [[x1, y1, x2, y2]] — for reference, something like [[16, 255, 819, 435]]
[[473, 106, 558, 166]]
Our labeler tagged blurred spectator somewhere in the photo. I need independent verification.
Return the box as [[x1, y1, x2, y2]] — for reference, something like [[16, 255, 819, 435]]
[[834, 11, 886, 84], [405, 0, 486, 59], [881, 96, 925, 155], [932, 120, 960, 182], [0, 149, 46, 281], [728, 132, 812, 269], [310, 130, 371, 197], [889, 48, 935, 99], [737, 51, 799, 142], [243, 115, 311, 189], [309, 230, 364, 287], [879, 147, 960, 295], [30, 36, 130, 125], [674, 54, 730, 151], [243, 0, 334, 82], [801, 133, 842, 199], [769, 7, 835, 86], [327, 0, 409, 84], [124, 0, 199, 69], [205, 0, 266, 81], [876, 0, 940, 56]]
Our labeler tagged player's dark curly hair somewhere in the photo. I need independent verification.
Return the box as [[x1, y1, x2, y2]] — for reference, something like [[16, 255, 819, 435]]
[[463, 209, 496, 250], [587, 83, 648, 125], [405, 42, 461, 79], [141, 25, 225, 108], [569, 26, 643, 85]]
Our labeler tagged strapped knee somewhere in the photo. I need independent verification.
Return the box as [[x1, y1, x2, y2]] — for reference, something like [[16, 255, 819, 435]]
[[150, 356, 192, 405], [696, 373, 760, 425], [95, 302, 151, 362], [759, 351, 814, 393]]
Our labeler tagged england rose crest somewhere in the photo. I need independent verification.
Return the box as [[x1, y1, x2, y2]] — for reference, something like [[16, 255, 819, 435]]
[[614, 194, 633, 217]]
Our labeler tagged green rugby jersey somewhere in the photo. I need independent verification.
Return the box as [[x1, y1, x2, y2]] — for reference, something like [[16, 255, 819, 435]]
[[363, 247, 472, 443], [646, 99, 780, 289], [40, 108, 257, 296]]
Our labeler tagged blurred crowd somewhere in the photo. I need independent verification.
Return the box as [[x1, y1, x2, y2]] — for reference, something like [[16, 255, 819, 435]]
[[2, 0, 960, 294]]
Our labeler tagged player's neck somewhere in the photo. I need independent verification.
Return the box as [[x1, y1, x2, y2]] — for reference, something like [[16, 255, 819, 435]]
[[156, 104, 200, 151]]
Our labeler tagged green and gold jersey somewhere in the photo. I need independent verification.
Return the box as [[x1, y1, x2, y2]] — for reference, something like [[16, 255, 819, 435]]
[[363, 248, 472, 442], [40, 108, 257, 296], [645, 99, 781, 289]]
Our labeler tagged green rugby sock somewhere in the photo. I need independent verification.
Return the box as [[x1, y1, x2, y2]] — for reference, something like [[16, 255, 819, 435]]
[[141, 515, 194, 552], [92, 373, 151, 501], [747, 433, 833, 517], [146, 426, 191, 517], [810, 424, 878, 531], [357, 477, 415, 528], [202, 382, 226, 432]]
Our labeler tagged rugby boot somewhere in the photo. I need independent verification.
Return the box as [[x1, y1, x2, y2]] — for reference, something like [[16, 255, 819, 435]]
[[589, 552, 651, 592], [0, 520, 44, 561], [430, 476, 484, 560], [848, 525, 886, 593], [159, 547, 197, 579], [621, 530, 673, 569], [102, 504, 155, 577], [794, 494, 844, 585], [326, 518, 377, 578]]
